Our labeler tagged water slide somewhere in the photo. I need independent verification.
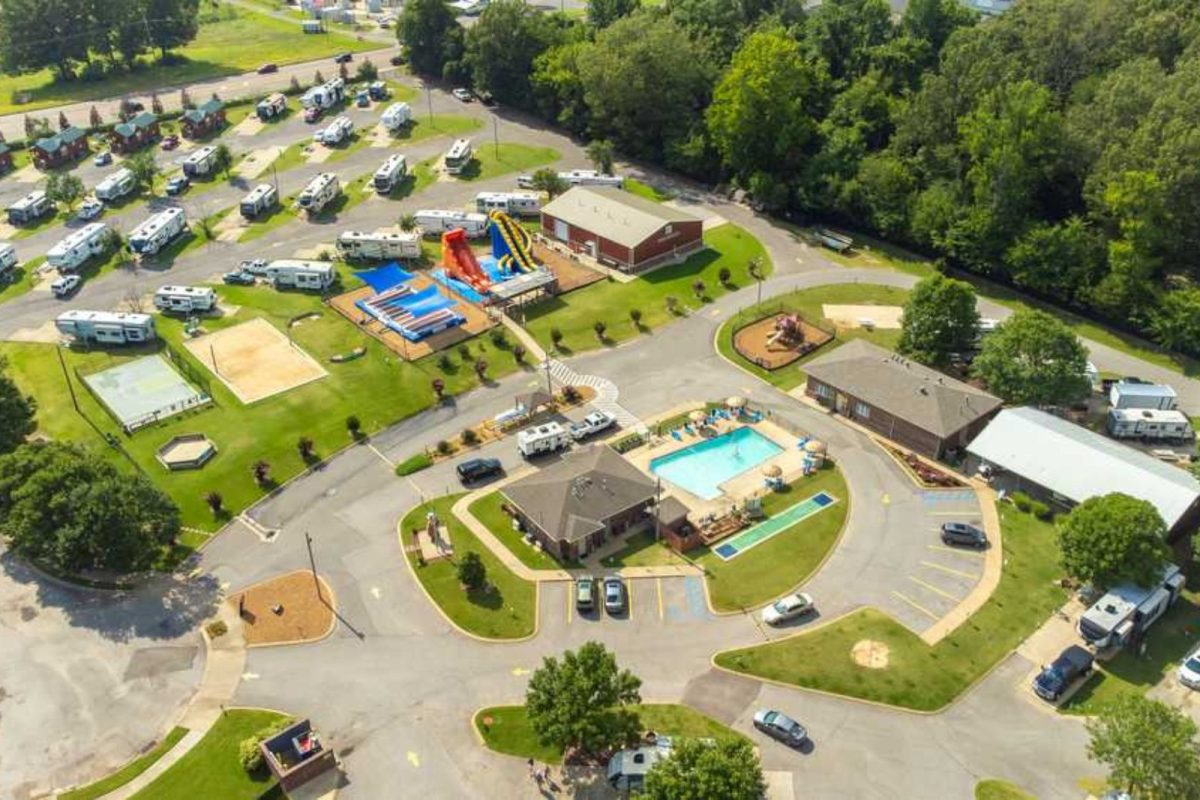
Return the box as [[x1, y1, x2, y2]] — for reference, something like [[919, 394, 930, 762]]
[[488, 210, 536, 273], [441, 228, 491, 292]]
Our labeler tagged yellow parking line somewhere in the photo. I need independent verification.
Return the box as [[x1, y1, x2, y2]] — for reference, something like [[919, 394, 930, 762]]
[[920, 560, 979, 580], [891, 590, 940, 621], [926, 544, 984, 559], [908, 575, 963, 602], [656, 578, 664, 620], [627, 579, 634, 620]]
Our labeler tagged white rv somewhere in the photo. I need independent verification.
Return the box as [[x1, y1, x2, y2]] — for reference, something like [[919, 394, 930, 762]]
[[1078, 564, 1185, 649], [1110, 381, 1178, 411], [317, 116, 354, 146], [443, 138, 473, 175], [181, 145, 218, 177], [1107, 409, 1194, 443], [518, 169, 624, 189], [128, 207, 188, 256], [301, 78, 346, 110], [240, 183, 279, 219], [47, 223, 111, 272], [380, 102, 412, 131], [517, 421, 571, 458], [6, 190, 51, 226], [413, 209, 489, 237], [373, 154, 408, 193], [475, 191, 541, 216], [55, 310, 156, 345], [154, 285, 217, 314], [256, 92, 287, 121], [297, 173, 341, 215], [264, 259, 336, 290], [94, 168, 136, 202], [336, 229, 421, 261], [0, 242, 17, 277]]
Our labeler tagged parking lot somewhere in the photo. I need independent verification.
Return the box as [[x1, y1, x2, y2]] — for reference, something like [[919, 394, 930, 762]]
[[537, 576, 727, 641]]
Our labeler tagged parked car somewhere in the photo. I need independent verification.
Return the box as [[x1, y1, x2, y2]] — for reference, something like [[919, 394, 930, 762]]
[[452, 88, 473, 102], [92, 151, 113, 167], [126, 100, 145, 113], [304, 106, 323, 124], [761, 592, 816, 626], [165, 175, 189, 196], [77, 198, 104, 221], [941, 521, 987, 548], [51, 274, 81, 298], [222, 270, 256, 285], [334, 52, 353, 64], [161, 134, 180, 151], [570, 411, 616, 441], [753, 710, 808, 748], [603, 576, 627, 614], [389, 54, 406, 66], [1032, 645, 1094, 702], [257, 63, 278, 74], [456, 457, 502, 484], [478, 91, 496, 107], [1179, 642, 1200, 690], [576, 575, 596, 611], [240, 258, 270, 276], [356, 90, 370, 108]]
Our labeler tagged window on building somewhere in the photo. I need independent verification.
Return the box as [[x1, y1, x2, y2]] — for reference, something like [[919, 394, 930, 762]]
[[814, 383, 832, 399], [853, 401, 871, 419], [664, 224, 673, 235]]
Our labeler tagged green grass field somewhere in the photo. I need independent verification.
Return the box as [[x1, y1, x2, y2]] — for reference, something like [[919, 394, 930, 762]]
[[695, 464, 848, 611], [524, 224, 771, 355], [623, 177, 675, 203], [129, 711, 286, 800], [467, 491, 566, 571], [402, 496, 536, 639], [0, 255, 44, 306], [600, 530, 689, 569], [715, 506, 1066, 710], [61, 727, 188, 800], [975, 779, 1037, 800], [456, 143, 560, 182]]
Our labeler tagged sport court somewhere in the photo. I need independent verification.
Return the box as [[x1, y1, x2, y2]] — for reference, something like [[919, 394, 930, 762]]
[[83, 355, 207, 431], [184, 317, 328, 404]]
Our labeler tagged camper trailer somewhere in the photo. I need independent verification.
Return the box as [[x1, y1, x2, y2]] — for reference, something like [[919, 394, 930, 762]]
[[55, 310, 156, 345], [380, 102, 411, 131], [1110, 381, 1178, 411], [297, 173, 341, 215], [6, 191, 51, 226], [443, 138, 473, 175], [475, 191, 541, 216], [256, 93, 288, 121], [154, 285, 217, 314], [1107, 408, 1194, 443], [240, 183, 279, 219], [94, 168, 136, 202], [317, 116, 354, 146], [128, 207, 188, 256], [413, 209, 489, 237], [181, 145, 218, 178], [47, 223, 111, 272], [0, 242, 17, 277], [518, 169, 624, 189], [1078, 563, 1185, 650], [517, 422, 571, 458], [301, 78, 345, 111], [373, 154, 408, 193], [336, 229, 421, 261], [264, 259, 336, 290]]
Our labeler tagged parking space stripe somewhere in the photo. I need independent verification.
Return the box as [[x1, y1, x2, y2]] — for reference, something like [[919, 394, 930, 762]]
[[920, 560, 979, 580], [890, 590, 940, 621], [908, 575, 963, 602], [926, 544, 984, 559], [656, 578, 664, 620], [627, 579, 634, 620], [566, 584, 572, 624]]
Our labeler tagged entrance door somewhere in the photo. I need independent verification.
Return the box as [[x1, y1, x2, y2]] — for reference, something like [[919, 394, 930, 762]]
[[554, 219, 568, 241], [835, 392, 849, 414]]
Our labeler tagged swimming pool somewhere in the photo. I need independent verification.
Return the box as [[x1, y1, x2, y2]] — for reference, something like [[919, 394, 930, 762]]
[[713, 491, 838, 561], [650, 427, 783, 500]]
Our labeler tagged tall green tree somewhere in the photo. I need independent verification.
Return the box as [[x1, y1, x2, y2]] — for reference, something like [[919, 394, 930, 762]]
[[972, 309, 1091, 406], [529, 167, 569, 198], [644, 738, 766, 800], [0, 0, 91, 79], [125, 150, 161, 193], [803, 0, 894, 85], [1003, 218, 1108, 304], [145, 0, 201, 60], [897, 274, 979, 366], [525, 641, 641, 755], [586, 139, 615, 175], [1058, 494, 1171, 590], [531, 42, 590, 136], [0, 358, 36, 455], [1148, 288, 1200, 358], [465, 0, 565, 109], [45, 173, 85, 211], [588, 0, 639, 30], [398, 0, 462, 77], [1087, 694, 1200, 800]]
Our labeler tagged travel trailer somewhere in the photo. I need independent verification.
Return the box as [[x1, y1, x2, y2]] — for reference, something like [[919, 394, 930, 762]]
[[154, 285, 217, 314], [380, 102, 411, 131], [518, 169, 624, 189], [1078, 564, 1185, 649], [55, 310, 156, 345], [1107, 409, 1194, 444], [1110, 381, 1178, 411], [413, 209, 489, 237], [128, 208, 188, 256], [263, 259, 336, 290], [301, 78, 345, 111], [517, 422, 571, 458], [94, 168, 136, 202], [317, 116, 354, 146], [181, 145, 218, 177], [6, 190, 51, 225], [297, 173, 341, 215], [240, 183, 279, 219], [336, 229, 421, 261], [373, 154, 408, 193], [47, 223, 110, 271], [0, 242, 17, 277], [443, 138, 473, 175], [256, 93, 287, 121], [474, 191, 541, 216]]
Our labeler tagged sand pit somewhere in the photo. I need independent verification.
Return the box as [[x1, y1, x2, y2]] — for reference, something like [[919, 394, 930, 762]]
[[233, 570, 335, 647], [183, 317, 328, 404], [233, 145, 282, 180], [231, 115, 266, 137], [822, 304, 904, 330], [851, 639, 890, 669]]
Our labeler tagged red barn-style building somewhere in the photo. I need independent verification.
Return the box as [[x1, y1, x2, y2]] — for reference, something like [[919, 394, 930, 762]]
[[31, 126, 88, 170], [109, 111, 159, 153], [180, 99, 227, 139]]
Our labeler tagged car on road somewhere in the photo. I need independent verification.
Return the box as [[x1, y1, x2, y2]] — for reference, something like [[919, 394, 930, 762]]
[[576, 575, 596, 611], [603, 576, 626, 615], [478, 91, 496, 107], [941, 521, 987, 548], [452, 88, 473, 102], [257, 63, 278, 74], [77, 198, 104, 221], [92, 151, 113, 167], [570, 411, 616, 441], [753, 709, 808, 748], [334, 52, 353, 64], [1179, 642, 1200, 690], [51, 274, 81, 298], [761, 592, 816, 626], [161, 134, 180, 151], [1032, 645, 1094, 702], [222, 270, 256, 285], [389, 53, 407, 66], [165, 175, 189, 196], [456, 457, 502, 484]]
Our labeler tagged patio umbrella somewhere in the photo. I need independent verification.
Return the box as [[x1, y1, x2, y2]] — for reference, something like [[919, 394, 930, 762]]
[[762, 464, 782, 478], [726, 395, 747, 409], [689, 409, 708, 423]]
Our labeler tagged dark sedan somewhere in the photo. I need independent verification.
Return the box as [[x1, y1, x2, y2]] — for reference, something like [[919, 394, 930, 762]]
[[941, 521, 987, 548]]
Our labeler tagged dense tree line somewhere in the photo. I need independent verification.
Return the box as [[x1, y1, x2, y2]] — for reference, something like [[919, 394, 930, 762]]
[[0, 0, 201, 81], [400, 0, 1200, 356]]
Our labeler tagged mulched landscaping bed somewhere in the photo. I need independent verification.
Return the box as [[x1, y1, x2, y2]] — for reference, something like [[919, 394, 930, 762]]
[[733, 312, 833, 370]]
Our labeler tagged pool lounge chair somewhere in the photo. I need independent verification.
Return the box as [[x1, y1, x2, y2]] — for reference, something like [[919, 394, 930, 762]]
[[671, 429, 683, 441]]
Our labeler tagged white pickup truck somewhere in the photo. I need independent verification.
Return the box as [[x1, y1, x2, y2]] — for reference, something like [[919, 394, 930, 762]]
[[570, 411, 616, 440]]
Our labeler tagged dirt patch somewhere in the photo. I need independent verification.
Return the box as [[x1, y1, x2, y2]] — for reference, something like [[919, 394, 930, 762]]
[[851, 639, 890, 669], [232, 116, 265, 137], [305, 145, 334, 164], [532, 241, 604, 293], [183, 317, 328, 403], [233, 146, 282, 180], [233, 570, 335, 647], [366, 123, 392, 148], [6, 320, 59, 343], [822, 304, 904, 330], [733, 312, 833, 370], [213, 211, 248, 243]]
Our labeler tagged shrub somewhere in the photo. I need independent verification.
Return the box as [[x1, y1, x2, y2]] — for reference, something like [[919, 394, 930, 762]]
[[474, 358, 488, 379], [550, 327, 564, 348], [513, 344, 526, 363], [593, 320, 607, 340], [1030, 500, 1053, 520], [436, 440, 452, 455], [346, 415, 362, 438], [692, 279, 706, 299], [205, 619, 228, 638], [239, 736, 265, 773], [612, 433, 645, 453], [458, 343, 471, 360], [395, 452, 432, 476], [1010, 491, 1033, 513], [665, 295, 679, 314], [629, 308, 642, 326], [432, 378, 445, 399], [562, 385, 581, 403], [462, 428, 479, 446], [490, 329, 508, 348], [457, 551, 487, 591], [438, 353, 453, 371], [718, 266, 732, 285]]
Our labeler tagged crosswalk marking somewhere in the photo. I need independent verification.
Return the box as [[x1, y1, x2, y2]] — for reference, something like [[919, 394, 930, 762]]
[[544, 358, 646, 434]]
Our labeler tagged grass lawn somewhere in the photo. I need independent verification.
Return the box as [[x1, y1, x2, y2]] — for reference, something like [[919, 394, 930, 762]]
[[474, 703, 747, 765], [715, 506, 1066, 711], [402, 495, 536, 639], [390, 114, 483, 144], [623, 177, 675, 203], [695, 464, 848, 612], [467, 491, 565, 571], [0, 255, 44, 306], [457, 143, 560, 182], [9, 209, 71, 240], [975, 779, 1037, 800], [0, 7, 381, 116], [600, 530, 689, 569], [524, 224, 771, 355], [129, 710, 287, 800], [716, 284, 910, 392], [61, 726, 188, 800]]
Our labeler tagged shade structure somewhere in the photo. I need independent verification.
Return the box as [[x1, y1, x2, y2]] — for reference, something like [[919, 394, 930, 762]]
[[762, 464, 782, 478], [726, 395, 747, 408], [689, 409, 708, 423]]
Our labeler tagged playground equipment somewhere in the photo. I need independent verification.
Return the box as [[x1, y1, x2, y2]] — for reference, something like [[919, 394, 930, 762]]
[[489, 210, 537, 274], [441, 228, 491, 293], [356, 281, 466, 342], [766, 314, 805, 349]]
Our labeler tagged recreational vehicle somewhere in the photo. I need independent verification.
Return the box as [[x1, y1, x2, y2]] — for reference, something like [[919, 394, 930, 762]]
[[336, 229, 421, 261], [0, 242, 17, 277], [317, 116, 354, 147], [240, 184, 279, 219], [154, 285, 217, 314], [264, 259, 336, 290], [1110, 381, 1178, 411], [517, 421, 571, 458], [413, 209, 489, 237], [518, 169, 624, 189], [128, 207, 188, 256], [94, 168, 136, 202], [6, 191, 50, 226], [443, 138, 473, 175], [55, 310, 156, 345], [181, 145, 218, 178], [373, 154, 408, 193], [301, 78, 345, 111], [256, 93, 287, 121], [1107, 409, 1194, 443], [47, 223, 110, 272], [380, 102, 411, 131], [297, 173, 341, 215], [1078, 563, 1185, 650], [475, 191, 541, 216]]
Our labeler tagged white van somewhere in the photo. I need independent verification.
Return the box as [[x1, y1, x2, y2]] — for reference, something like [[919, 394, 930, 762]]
[[517, 422, 571, 458]]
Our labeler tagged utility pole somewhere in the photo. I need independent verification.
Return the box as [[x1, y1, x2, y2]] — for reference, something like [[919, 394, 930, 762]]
[[271, 162, 279, 196], [305, 531, 324, 603]]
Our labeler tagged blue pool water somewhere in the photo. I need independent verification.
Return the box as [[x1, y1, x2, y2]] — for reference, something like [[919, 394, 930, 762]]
[[650, 427, 783, 500]]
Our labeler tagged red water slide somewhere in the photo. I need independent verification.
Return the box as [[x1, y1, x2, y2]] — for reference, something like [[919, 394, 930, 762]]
[[441, 228, 491, 293]]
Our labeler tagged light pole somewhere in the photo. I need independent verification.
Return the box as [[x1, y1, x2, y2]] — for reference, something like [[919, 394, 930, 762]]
[[305, 531, 324, 603]]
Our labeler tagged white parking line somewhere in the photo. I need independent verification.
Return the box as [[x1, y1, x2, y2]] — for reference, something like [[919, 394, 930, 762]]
[[926, 544, 985, 559], [890, 590, 939, 621]]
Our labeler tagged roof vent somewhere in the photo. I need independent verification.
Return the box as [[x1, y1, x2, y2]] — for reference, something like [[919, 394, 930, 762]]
[[918, 387, 929, 395]]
